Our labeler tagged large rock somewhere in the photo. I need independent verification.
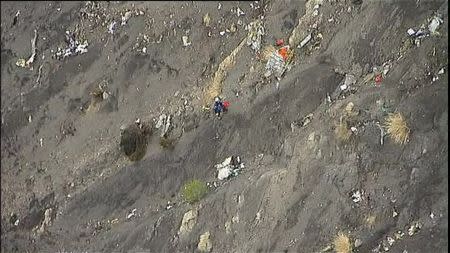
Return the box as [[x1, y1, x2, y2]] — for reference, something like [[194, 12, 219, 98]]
[[178, 209, 198, 236], [198, 231, 212, 252]]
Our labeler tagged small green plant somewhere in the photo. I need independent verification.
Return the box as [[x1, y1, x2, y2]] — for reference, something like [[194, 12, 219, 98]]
[[182, 179, 208, 204]]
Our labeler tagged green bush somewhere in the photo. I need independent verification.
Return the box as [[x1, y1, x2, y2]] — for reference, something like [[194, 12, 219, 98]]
[[182, 179, 208, 204]]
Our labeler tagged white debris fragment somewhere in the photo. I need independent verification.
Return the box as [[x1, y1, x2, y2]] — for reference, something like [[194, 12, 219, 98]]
[[438, 68, 445, 74], [387, 236, 395, 246], [108, 21, 117, 34], [428, 15, 443, 35], [218, 3, 222, 10], [236, 7, 245, 17], [28, 115, 32, 123], [26, 29, 38, 67], [340, 84, 348, 90], [39, 138, 43, 147], [344, 74, 356, 87], [350, 126, 357, 133], [142, 47, 147, 53], [407, 222, 422, 236], [126, 208, 137, 219], [215, 156, 244, 180], [298, 33, 312, 48], [155, 114, 172, 137], [351, 190, 362, 203], [121, 11, 132, 26], [182, 35, 191, 47], [430, 212, 435, 219], [246, 20, 265, 52], [219, 31, 226, 36], [392, 210, 398, 217], [407, 28, 416, 36]]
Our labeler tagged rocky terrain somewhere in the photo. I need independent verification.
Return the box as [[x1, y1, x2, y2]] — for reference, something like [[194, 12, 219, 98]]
[[1, 1, 448, 252]]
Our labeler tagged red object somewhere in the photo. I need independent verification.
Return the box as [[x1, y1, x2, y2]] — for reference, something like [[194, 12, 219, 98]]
[[276, 39, 284, 46], [223, 101, 230, 109], [375, 74, 383, 85], [278, 46, 289, 61]]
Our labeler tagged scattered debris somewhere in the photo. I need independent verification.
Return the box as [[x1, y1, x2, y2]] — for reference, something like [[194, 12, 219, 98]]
[[37, 208, 53, 234], [375, 122, 385, 145], [428, 15, 443, 35], [182, 35, 191, 47], [407, 221, 422, 236], [166, 201, 173, 210], [121, 11, 132, 26], [229, 23, 237, 33], [55, 31, 89, 60], [155, 114, 172, 137], [236, 7, 245, 17], [198, 231, 213, 252], [10, 213, 19, 226], [246, 20, 265, 52], [215, 156, 244, 180], [264, 45, 293, 78], [179, 209, 198, 236], [36, 64, 44, 84], [394, 230, 405, 240], [108, 21, 117, 34], [319, 245, 333, 252], [12, 10, 20, 26], [225, 221, 232, 234], [203, 13, 211, 27], [16, 29, 38, 69], [354, 239, 363, 248], [16, 58, 26, 68], [276, 38, 284, 46], [351, 190, 362, 203], [374, 74, 383, 85], [298, 33, 312, 48], [387, 236, 395, 246], [26, 29, 38, 67], [126, 208, 137, 220], [300, 113, 314, 127]]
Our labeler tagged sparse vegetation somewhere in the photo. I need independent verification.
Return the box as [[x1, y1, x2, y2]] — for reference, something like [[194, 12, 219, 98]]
[[333, 232, 352, 253], [159, 136, 175, 150], [384, 112, 410, 144], [182, 179, 208, 204], [365, 214, 376, 227], [335, 119, 352, 142]]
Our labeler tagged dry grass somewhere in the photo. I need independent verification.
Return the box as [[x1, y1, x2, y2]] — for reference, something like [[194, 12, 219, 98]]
[[365, 214, 376, 227], [335, 119, 352, 142], [202, 38, 246, 106], [384, 112, 410, 144], [333, 232, 352, 253], [159, 136, 175, 150]]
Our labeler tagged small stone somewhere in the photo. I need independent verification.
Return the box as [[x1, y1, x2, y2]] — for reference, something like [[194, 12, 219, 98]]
[[354, 239, 363, 248]]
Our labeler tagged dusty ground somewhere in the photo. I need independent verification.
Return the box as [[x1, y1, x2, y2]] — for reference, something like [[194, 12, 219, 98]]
[[1, 1, 448, 252]]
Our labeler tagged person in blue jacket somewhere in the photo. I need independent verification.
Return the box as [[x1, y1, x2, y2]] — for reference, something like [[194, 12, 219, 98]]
[[213, 97, 224, 117]]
